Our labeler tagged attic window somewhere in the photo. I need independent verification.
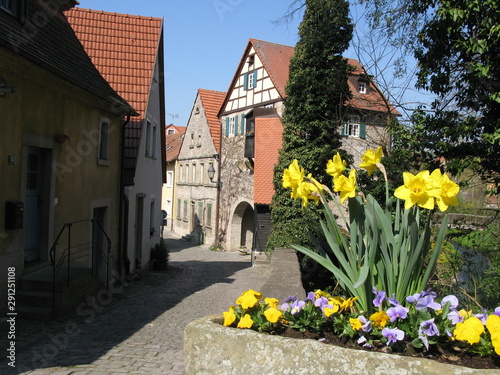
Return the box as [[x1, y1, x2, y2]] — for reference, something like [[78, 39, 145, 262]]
[[247, 55, 255, 66], [195, 106, 200, 115], [358, 81, 367, 94]]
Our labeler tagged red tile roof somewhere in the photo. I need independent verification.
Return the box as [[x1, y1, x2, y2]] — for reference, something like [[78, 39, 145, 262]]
[[166, 130, 186, 162], [254, 116, 283, 204], [198, 89, 226, 153], [65, 7, 163, 119]]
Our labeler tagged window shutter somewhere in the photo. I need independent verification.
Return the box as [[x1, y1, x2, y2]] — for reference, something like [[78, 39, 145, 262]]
[[341, 124, 346, 137], [243, 73, 248, 90], [241, 114, 246, 134], [225, 117, 230, 136], [253, 70, 258, 88], [360, 124, 366, 139], [234, 115, 239, 135]]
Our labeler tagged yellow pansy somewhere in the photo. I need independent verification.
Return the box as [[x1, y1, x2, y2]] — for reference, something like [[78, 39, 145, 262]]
[[326, 152, 347, 179], [394, 170, 440, 210], [486, 314, 500, 335], [350, 318, 362, 330], [237, 314, 254, 329], [454, 316, 485, 344], [323, 305, 339, 317], [236, 289, 263, 310], [223, 307, 236, 327], [334, 169, 357, 204], [359, 147, 383, 176], [430, 169, 460, 212], [264, 307, 283, 323], [369, 311, 390, 328], [265, 298, 279, 309]]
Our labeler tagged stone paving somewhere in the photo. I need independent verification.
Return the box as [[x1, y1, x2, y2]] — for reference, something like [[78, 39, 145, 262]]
[[0, 233, 270, 375]]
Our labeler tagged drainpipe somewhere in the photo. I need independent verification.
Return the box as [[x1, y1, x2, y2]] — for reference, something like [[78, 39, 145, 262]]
[[119, 113, 131, 277], [214, 119, 223, 249]]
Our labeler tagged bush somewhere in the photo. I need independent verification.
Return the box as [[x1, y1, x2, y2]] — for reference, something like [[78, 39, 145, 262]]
[[150, 239, 169, 271]]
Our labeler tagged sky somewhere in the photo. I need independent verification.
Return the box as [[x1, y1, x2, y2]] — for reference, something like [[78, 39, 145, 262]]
[[78, 0, 425, 127], [78, 0, 304, 127]]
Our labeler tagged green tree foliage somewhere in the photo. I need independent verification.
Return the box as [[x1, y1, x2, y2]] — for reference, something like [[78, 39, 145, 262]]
[[360, 0, 500, 193], [267, 0, 353, 250]]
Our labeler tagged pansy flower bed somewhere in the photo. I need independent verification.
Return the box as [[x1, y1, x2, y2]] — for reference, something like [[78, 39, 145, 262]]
[[222, 289, 500, 369]]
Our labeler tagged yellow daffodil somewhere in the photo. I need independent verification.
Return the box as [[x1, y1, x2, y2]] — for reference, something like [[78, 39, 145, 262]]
[[282, 159, 304, 199], [326, 152, 346, 179], [454, 316, 485, 344], [223, 307, 236, 326], [264, 307, 283, 323], [236, 289, 263, 310], [315, 290, 330, 299], [295, 175, 324, 207], [394, 170, 440, 210], [237, 314, 254, 329], [350, 318, 363, 330], [359, 147, 383, 176], [369, 311, 390, 329], [334, 169, 357, 204], [430, 169, 460, 212], [265, 298, 279, 309]]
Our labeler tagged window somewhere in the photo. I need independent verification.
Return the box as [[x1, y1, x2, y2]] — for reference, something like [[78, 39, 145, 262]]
[[343, 115, 360, 137], [225, 115, 239, 136], [177, 199, 181, 220], [358, 81, 367, 94], [166, 200, 172, 216], [145, 120, 152, 156], [183, 200, 188, 221], [167, 129, 175, 135], [149, 200, 155, 237], [166, 171, 173, 187], [179, 164, 183, 182], [98, 118, 111, 163], [200, 163, 205, 184], [192, 163, 196, 183], [197, 202, 203, 225], [197, 133, 202, 147], [243, 71, 258, 90], [189, 132, 194, 148], [152, 123, 157, 158], [342, 115, 366, 139], [185, 164, 189, 183], [0, 0, 25, 18], [206, 203, 212, 227]]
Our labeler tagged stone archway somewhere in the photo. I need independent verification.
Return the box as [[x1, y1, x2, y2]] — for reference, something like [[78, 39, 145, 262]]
[[228, 201, 254, 251]]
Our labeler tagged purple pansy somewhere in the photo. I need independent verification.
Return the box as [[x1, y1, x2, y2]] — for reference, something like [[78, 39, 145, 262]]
[[358, 315, 372, 333], [495, 307, 500, 317], [382, 327, 404, 345], [475, 311, 488, 325], [290, 300, 306, 315], [305, 292, 316, 303], [420, 318, 439, 336], [372, 287, 386, 307], [387, 294, 401, 307], [314, 296, 329, 308], [414, 294, 441, 311], [387, 305, 409, 322], [441, 295, 459, 310], [447, 310, 464, 325]]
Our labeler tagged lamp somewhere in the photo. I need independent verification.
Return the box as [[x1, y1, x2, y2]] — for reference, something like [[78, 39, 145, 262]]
[[207, 163, 216, 182]]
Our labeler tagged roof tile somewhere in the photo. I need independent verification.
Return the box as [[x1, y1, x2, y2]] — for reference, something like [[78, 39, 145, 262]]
[[198, 89, 226, 153]]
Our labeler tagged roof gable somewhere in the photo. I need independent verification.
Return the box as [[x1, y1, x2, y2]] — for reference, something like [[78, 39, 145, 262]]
[[220, 38, 397, 116], [65, 7, 163, 118], [198, 89, 226, 152]]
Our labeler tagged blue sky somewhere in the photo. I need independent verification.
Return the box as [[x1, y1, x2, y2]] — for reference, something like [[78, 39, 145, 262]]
[[79, 0, 304, 127], [78, 1, 424, 126]]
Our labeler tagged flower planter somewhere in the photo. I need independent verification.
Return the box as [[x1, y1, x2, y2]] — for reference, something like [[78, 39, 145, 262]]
[[184, 315, 500, 375]]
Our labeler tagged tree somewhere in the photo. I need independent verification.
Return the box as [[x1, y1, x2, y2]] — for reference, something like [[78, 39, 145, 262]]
[[267, 0, 353, 250], [360, 0, 500, 193]]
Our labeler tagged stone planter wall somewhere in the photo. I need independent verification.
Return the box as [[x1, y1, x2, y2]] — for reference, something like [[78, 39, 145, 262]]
[[184, 315, 500, 375]]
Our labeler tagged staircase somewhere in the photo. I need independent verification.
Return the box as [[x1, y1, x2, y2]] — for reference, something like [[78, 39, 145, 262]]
[[17, 267, 101, 320]]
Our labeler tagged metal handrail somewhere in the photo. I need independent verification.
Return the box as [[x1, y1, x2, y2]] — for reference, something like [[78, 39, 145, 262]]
[[50, 219, 111, 315]]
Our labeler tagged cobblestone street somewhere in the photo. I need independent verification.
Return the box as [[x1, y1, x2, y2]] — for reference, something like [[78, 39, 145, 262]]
[[0, 234, 269, 375]]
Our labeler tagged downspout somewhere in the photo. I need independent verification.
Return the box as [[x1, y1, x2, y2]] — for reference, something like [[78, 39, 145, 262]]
[[214, 119, 222, 248], [119, 113, 131, 277]]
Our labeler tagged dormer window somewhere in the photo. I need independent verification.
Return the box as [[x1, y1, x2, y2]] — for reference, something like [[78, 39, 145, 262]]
[[358, 81, 367, 94]]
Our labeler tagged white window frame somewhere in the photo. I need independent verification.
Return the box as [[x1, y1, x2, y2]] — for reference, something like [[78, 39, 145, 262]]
[[358, 81, 367, 94], [344, 115, 361, 137], [166, 171, 173, 187], [229, 116, 236, 136]]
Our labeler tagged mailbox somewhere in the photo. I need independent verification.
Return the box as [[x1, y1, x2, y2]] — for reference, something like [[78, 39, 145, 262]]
[[5, 201, 24, 230]]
